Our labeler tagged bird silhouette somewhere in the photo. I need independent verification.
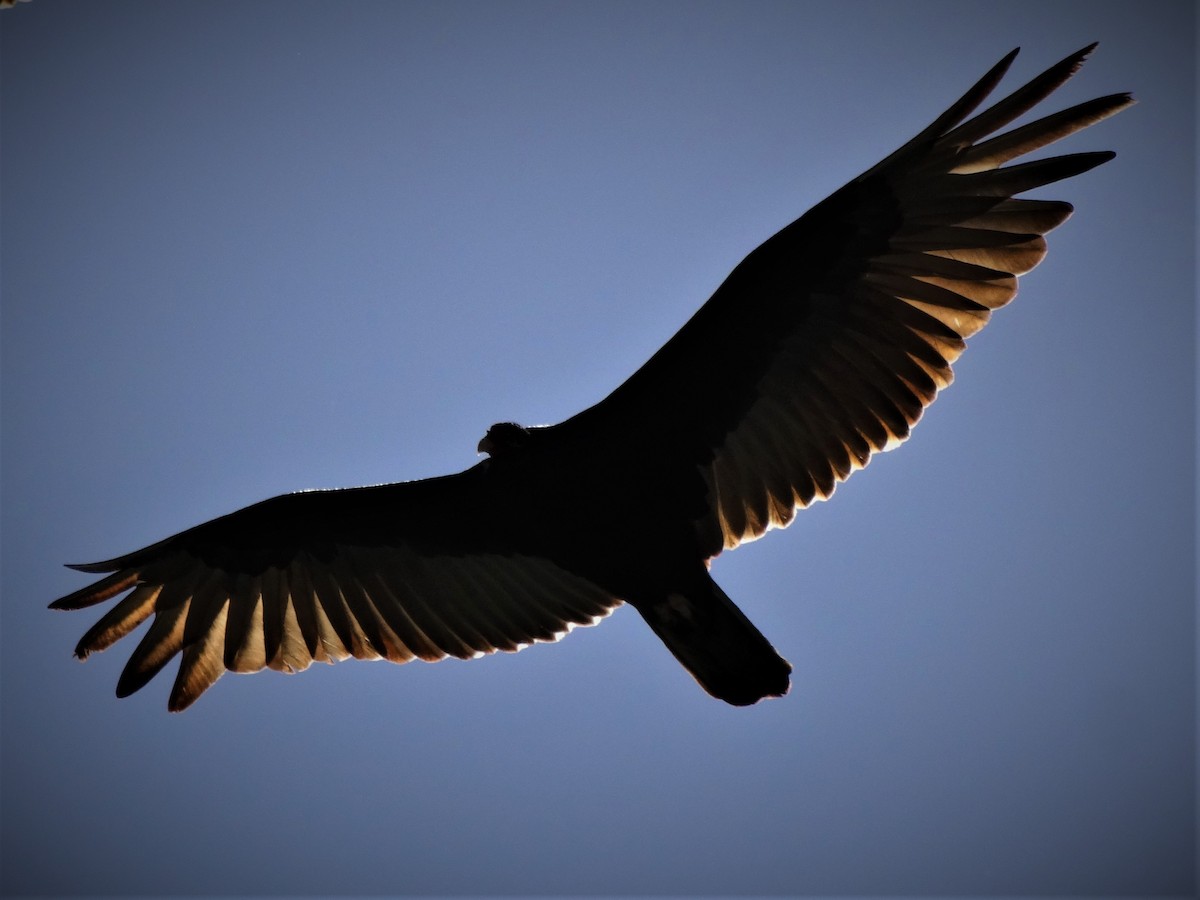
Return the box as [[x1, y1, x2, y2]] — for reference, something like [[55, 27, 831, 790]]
[[52, 45, 1132, 711]]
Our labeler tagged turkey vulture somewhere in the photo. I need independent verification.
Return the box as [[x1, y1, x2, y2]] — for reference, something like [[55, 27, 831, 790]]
[[52, 45, 1131, 711]]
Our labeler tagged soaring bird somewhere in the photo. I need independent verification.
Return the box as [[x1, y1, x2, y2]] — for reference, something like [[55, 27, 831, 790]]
[[52, 46, 1132, 712]]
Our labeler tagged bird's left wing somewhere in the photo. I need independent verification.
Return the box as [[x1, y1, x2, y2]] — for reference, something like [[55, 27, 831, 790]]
[[51, 472, 619, 710], [549, 45, 1132, 554]]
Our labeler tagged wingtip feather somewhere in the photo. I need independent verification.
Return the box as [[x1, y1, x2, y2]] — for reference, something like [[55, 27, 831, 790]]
[[65, 559, 124, 574], [50, 570, 139, 610]]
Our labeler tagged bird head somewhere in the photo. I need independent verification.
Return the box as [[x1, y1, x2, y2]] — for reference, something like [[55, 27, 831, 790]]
[[477, 422, 531, 457]]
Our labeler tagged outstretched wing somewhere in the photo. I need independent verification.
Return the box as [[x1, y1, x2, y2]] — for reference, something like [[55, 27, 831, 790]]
[[52, 471, 619, 711], [550, 45, 1132, 553]]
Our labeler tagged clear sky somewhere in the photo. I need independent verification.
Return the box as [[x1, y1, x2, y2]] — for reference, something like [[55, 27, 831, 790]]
[[2, 1, 1194, 896]]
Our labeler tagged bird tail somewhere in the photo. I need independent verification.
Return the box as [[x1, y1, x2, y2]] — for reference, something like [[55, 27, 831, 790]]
[[635, 578, 791, 705]]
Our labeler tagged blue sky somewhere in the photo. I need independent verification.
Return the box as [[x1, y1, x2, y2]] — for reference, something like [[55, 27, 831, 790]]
[[2, 1, 1194, 896]]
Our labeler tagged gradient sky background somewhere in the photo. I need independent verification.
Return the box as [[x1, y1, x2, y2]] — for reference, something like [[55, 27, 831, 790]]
[[2, 1, 1194, 896]]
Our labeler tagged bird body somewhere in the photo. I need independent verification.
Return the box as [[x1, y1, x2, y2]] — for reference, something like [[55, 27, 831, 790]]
[[52, 45, 1132, 711]]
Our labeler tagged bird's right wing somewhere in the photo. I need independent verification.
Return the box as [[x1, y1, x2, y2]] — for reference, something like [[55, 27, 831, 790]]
[[51, 472, 620, 711]]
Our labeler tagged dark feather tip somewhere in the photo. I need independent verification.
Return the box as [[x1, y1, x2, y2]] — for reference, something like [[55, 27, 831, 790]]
[[65, 560, 118, 573]]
